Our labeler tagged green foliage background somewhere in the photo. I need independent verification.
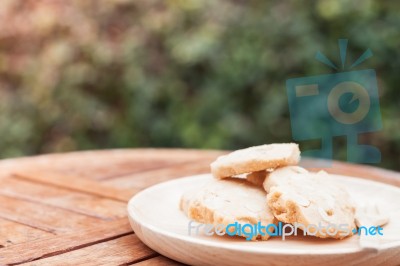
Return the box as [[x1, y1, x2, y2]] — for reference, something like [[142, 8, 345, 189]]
[[0, 0, 399, 169]]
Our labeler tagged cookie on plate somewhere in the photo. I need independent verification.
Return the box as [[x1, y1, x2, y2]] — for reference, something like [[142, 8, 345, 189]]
[[263, 166, 356, 239], [180, 187, 197, 215], [180, 178, 277, 240], [210, 143, 300, 179]]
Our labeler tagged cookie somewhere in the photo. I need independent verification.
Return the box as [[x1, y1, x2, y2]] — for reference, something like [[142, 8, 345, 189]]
[[180, 187, 197, 215], [180, 178, 277, 240], [210, 143, 300, 179], [263, 166, 356, 239]]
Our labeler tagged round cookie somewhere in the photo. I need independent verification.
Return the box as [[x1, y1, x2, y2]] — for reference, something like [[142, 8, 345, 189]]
[[210, 143, 300, 179], [180, 178, 277, 241], [263, 166, 357, 239]]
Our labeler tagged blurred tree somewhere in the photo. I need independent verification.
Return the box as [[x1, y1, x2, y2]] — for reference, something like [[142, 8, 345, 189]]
[[0, 0, 399, 169]]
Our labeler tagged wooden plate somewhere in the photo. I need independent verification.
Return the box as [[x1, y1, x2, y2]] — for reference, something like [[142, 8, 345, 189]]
[[127, 174, 400, 266]]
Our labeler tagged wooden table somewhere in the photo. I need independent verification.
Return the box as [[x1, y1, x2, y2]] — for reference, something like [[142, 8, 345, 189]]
[[0, 149, 399, 266]]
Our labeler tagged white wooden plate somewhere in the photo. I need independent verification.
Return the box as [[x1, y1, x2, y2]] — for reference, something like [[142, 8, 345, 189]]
[[127, 174, 400, 266]]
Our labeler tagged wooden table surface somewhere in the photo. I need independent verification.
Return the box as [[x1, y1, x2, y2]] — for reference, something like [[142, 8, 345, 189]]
[[0, 149, 399, 266]]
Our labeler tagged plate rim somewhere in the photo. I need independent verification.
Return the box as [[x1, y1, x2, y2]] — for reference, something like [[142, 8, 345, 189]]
[[127, 173, 400, 255]]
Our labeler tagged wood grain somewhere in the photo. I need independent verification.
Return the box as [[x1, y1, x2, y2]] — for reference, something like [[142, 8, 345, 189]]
[[0, 149, 224, 180], [13, 170, 135, 202], [0, 219, 133, 265], [0, 194, 106, 234], [0, 149, 397, 266], [0, 218, 52, 248], [103, 159, 212, 190], [19, 234, 155, 266], [133, 256, 185, 266], [0, 178, 127, 220]]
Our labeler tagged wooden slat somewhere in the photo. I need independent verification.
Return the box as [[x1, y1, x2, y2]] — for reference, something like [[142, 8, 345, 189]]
[[133, 256, 185, 266], [0, 149, 224, 181], [0, 219, 133, 265], [19, 234, 156, 266], [103, 159, 211, 190], [0, 218, 52, 248], [90, 150, 224, 181], [0, 195, 105, 234], [13, 170, 135, 202], [53, 159, 182, 181], [0, 178, 127, 220]]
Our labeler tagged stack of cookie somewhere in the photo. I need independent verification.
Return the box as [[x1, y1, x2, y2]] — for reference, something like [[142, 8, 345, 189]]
[[180, 143, 357, 241]]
